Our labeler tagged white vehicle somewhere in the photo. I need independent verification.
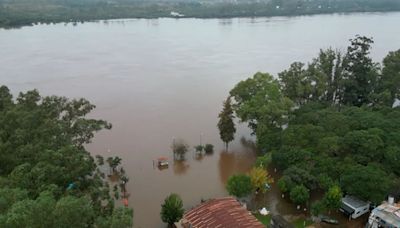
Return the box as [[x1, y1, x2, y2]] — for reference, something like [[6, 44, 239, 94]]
[[340, 195, 370, 219]]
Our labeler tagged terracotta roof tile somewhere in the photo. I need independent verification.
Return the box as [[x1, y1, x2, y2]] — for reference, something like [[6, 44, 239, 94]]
[[182, 197, 264, 228]]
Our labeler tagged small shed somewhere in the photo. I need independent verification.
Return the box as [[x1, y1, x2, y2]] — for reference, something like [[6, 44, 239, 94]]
[[157, 157, 169, 167], [340, 195, 370, 219]]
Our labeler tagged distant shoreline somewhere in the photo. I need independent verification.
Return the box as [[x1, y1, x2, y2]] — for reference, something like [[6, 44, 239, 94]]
[[1, 4, 400, 29]]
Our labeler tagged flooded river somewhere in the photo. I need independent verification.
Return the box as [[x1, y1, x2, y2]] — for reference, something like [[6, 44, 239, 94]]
[[1, 12, 400, 227]]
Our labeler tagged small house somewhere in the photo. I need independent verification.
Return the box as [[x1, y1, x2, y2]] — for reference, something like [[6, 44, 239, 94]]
[[157, 157, 169, 167], [340, 195, 370, 219], [367, 196, 400, 228]]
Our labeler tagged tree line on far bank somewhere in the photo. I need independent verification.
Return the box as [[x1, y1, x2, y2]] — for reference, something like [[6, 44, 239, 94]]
[[2, 0, 400, 28], [220, 35, 400, 214]]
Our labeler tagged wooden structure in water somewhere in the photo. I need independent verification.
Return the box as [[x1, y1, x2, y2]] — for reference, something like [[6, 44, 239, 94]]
[[154, 157, 169, 168]]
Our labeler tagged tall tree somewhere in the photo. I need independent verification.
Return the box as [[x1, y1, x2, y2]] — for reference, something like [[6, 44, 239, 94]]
[[278, 62, 310, 106], [342, 35, 379, 106], [218, 97, 236, 150], [379, 49, 400, 106], [230, 72, 293, 151]]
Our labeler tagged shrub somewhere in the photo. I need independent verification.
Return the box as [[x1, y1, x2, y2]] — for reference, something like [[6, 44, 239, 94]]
[[204, 144, 214, 154], [226, 174, 252, 198], [289, 185, 310, 205]]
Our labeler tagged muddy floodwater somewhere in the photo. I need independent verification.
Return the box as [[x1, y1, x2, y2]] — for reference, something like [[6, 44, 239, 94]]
[[1, 12, 400, 227]]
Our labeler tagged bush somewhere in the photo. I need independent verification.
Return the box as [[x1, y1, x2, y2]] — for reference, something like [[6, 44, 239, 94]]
[[255, 153, 272, 168], [172, 139, 189, 160], [160, 193, 184, 226], [311, 200, 325, 216], [322, 185, 342, 211], [289, 185, 310, 205], [226, 174, 252, 198], [204, 144, 214, 154], [249, 167, 273, 193], [194, 145, 204, 153], [277, 175, 294, 193]]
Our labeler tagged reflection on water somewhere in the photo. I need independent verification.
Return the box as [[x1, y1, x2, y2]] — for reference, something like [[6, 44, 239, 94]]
[[218, 150, 256, 184], [194, 152, 205, 161], [173, 160, 190, 175], [218, 18, 233, 25]]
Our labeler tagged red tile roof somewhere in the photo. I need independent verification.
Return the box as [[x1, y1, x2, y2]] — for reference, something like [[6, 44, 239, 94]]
[[182, 197, 265, 228]]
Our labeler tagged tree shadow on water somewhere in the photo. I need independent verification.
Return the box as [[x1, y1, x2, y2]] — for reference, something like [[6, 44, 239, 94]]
[[173, 160, 190, 176]]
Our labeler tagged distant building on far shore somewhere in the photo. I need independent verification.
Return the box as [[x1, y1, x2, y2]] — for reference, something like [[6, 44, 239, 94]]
[[170, 11, 185, 17]]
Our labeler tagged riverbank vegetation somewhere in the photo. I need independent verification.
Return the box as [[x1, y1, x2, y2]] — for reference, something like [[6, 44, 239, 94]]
[[226, 158, 274, 198], [1, 0, 400, 28], [224, 35, 400, 213], [0, 86, 133, 227]]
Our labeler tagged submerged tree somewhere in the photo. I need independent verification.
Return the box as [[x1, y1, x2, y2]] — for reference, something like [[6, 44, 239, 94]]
[[107, 156, 122, 175], [171, 139, 189, 161], [229, 72, 293, 151], [204, 144, 214, 154], [160, 193, 184, 227], [194, 145, 204, 153], [218, 97, 236, 150]]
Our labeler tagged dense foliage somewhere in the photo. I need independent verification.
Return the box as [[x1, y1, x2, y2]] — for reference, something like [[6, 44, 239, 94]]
[[160, 193, 184, 227], [226, 174, 252, 198], [171, 139, 189, 160], [1, 0, 400, 28], [0, 86, 133, 227], [227, 36, 400, 205], [249, 167, 273, 193], [289, 185, 309, 205]]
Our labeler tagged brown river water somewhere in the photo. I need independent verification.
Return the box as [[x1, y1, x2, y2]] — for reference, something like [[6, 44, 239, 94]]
[[1, 12, 400, 227]]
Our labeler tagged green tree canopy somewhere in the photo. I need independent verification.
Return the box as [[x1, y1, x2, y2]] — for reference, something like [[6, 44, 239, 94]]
[[322, 185, 342, 212], [160, 193, 184, 227], [341, 164, 392, 204], [225, 37, 400, 208], [0, 86, 132, 227], [226, 174, 252, 198], [290, 185, 310, 205]]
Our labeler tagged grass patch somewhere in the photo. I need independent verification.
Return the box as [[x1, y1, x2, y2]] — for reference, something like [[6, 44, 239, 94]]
[[253, 214, 271, 227], [292, 218, 313, 228]]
